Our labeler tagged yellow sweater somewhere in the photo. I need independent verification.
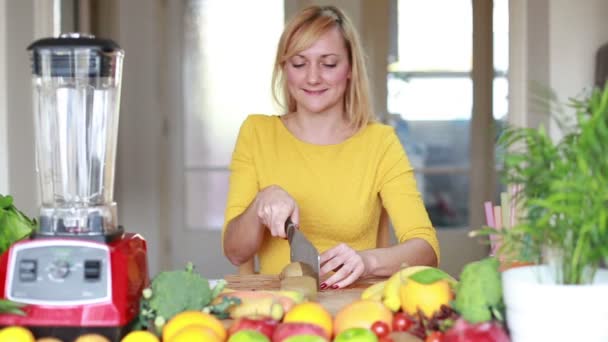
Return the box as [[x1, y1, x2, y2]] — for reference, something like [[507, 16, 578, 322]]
[[223, 115, 440, 274]]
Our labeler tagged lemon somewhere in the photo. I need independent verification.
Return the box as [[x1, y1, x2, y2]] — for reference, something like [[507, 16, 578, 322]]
[[167, 326, 221, 342], [120, 330, 159, 342], [400, 278, 452, 318], [283, 302, 333, 338], [0, 326, 35, 342], [162, 311, 226, 342]]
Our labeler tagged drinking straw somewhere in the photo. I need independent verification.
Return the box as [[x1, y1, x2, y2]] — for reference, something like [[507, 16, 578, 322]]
[[484, 201, 495, 228], [493, 206, 503, 231]]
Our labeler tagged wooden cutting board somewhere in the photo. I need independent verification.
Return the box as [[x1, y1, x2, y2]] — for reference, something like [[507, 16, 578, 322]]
[[224, 274, 385, 316]]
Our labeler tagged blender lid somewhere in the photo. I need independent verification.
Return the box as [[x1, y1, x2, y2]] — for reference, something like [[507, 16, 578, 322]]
[[28, 33, 123, 77], [27, 33, 122, 53]]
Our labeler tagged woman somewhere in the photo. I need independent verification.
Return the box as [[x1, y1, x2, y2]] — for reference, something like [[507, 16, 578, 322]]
[[223, 5, 439, 289]]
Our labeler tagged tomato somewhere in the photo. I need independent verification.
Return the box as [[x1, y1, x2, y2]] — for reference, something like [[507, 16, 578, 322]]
[[392, 312, 414, 332], [425, 331, 445, 342], [371, 320, 391, 338]]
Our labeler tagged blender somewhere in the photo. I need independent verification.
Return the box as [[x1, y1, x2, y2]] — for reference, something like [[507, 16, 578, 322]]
[[0, 33, 149, 341]]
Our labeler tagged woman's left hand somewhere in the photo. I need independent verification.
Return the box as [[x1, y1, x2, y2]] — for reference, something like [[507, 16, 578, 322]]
[[319, 243, 368, 289]]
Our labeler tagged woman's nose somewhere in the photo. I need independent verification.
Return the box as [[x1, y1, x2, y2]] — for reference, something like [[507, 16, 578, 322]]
[[306, 65, 320, 84]]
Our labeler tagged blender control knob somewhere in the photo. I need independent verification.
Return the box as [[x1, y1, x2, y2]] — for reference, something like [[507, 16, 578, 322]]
[[50, 260, 71, 279]]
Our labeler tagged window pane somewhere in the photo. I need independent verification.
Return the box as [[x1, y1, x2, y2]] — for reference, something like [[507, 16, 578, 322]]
[[388, 1, 509, 229], [494, 77, 508, 120], [183, 0, 283, 168], [424, 173, 469, 227], [182, 0, 284, 231], [395, 0, 472, 72], [388, 76, 472, 120], [494, 0, 509, 72]]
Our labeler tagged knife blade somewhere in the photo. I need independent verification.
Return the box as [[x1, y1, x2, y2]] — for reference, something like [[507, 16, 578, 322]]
[[285, 218, 320, 287]]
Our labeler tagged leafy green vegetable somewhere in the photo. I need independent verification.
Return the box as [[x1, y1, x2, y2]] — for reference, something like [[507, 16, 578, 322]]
[[0, 194, 36, 254], [452, 257, 504, 324], [138, 262, 236, 333], [0, 299, 26, 316]]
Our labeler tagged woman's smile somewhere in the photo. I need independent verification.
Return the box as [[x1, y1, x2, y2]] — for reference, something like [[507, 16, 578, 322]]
[[303, 89, 328, 95]]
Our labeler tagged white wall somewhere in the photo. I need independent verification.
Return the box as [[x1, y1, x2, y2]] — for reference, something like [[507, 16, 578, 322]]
[[509, 0, 608, 137], [114, 0, 163, 276], [1, 1, 37, 215], [548, 0, 608, 138], [0, 1, 8, 195], [549, 0, 608, 102]]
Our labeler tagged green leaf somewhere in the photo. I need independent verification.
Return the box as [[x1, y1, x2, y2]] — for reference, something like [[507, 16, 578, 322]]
[[0, 195, 12, 209], [0, 209, 35, 254], [0, 299, 26, 316], [408, 268, 457, 285]]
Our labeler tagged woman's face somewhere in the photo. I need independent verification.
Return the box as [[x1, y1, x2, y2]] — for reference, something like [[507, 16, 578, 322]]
[[285, 27, 351, 116]]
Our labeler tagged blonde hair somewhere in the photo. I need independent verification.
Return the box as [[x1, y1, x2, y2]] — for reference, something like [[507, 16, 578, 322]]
[[271, 5, 375, 129]]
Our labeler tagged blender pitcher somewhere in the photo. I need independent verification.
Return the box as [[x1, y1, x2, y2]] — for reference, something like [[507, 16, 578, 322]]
[[29, 33, 123, 238]]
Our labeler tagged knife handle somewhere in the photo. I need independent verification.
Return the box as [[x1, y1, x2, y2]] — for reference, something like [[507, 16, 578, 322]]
[[285, 217, 297, 240]]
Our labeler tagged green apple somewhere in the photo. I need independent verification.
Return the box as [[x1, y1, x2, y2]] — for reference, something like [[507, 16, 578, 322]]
[[334, 327, 379, 342], [283, 335, 328, 342], [228, 329, 271, 342]]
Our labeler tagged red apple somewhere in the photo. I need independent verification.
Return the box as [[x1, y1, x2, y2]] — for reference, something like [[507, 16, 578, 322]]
[[229, 316, 280, 340], [272, 322, 329, 342]]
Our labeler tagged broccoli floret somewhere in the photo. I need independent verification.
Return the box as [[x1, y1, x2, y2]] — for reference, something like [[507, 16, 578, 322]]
[[146, 262, 212, 320], [453, 257, 504, 324], [136, 263, 241, 334]]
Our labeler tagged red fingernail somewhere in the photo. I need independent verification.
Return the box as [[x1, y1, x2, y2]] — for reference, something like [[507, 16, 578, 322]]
[[331, 284, 339, 289], [320, 283, 327, 289]]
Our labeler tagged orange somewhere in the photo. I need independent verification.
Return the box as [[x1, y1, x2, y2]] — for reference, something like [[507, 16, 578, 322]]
[[333, 299, 393, 336], [0, 326, 35, 342], [399, 278, 453, 318], [283, 302, 333, 338], [121, 330, 160, 342], [162, 311, 226, 342], [167, 325, 222, 342]]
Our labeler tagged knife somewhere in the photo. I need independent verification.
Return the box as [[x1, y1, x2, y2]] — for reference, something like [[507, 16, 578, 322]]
[[285, 218, 320, 287]]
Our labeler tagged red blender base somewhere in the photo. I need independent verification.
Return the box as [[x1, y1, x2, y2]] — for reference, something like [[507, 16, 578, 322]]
[[0, 232, 148, 341]]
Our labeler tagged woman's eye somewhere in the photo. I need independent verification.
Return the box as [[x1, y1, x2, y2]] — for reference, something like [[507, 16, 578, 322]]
[[323, 64, 337, 68], [291, 63, 305, 68]]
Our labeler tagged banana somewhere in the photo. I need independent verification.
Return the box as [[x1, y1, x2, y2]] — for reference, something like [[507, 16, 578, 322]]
[[382, 265, 432, 311], [360, 280, 387, 301]]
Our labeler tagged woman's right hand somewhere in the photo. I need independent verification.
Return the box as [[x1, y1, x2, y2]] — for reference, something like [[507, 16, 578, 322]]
[[255, 185, 299, 238]]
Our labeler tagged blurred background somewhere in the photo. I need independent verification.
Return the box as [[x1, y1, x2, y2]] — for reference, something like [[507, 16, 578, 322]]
[[1, 0, 608, 278]]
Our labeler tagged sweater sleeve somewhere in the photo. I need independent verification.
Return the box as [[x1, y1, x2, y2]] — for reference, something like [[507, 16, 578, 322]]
[[377, 129, 440, 262], [222, 115, 260, 242]]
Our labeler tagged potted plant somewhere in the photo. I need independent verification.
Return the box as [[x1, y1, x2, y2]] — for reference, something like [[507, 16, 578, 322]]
[[489, 83, 608, 341]]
